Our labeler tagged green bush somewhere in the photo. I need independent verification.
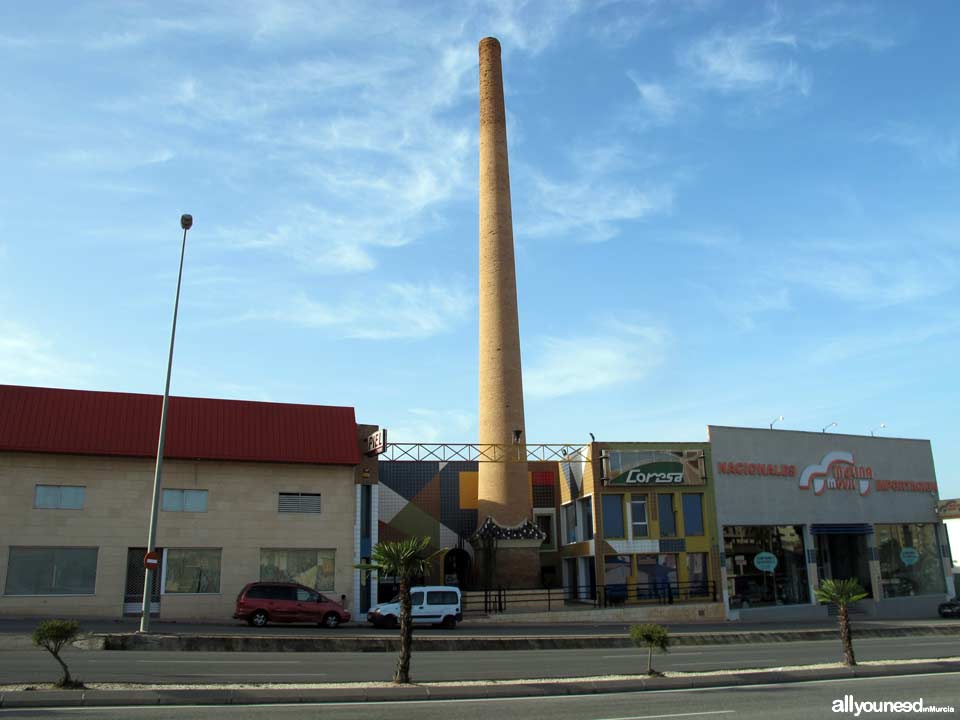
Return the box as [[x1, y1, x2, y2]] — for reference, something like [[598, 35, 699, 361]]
[[33, 620, 82, 688], [629, 623, 670, 676]]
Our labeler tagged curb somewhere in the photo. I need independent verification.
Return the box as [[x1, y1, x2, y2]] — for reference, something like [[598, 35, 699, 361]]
[[84, 623, 960, 653], [2, 660, 959, 709]]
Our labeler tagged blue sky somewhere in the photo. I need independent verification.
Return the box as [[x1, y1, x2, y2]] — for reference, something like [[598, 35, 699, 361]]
[[1, 1, 957, 497]]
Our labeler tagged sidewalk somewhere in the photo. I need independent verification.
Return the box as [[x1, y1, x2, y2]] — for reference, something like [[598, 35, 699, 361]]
[[2, 659, 959, 709]]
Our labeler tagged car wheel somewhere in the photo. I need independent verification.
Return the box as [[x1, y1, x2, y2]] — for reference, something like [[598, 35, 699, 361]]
[[384, 614, 398, 629], [249, 610, 269, 627], [441, 615, 457, 629], [322, 612, 341, 629]]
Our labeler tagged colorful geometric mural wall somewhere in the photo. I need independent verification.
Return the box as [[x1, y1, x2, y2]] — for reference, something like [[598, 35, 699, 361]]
[[377, 461, 558, 559]]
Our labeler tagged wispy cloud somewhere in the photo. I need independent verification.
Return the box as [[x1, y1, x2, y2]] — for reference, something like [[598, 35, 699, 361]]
[[680, 23, 811, 96], [698, 284, 791, 331], [260, 282, 474, 340], [524, 321, 668, 399], [812, 318, 960, 366], [626, 74, 680, 123], [0, 321, 92, 386], [866, 123, 960, 167], [387, 407, 475, 443]]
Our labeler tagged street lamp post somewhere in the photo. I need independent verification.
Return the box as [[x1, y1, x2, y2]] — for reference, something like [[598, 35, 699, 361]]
[[140, 214, 192, 633], [822, 422, 837, 433], [769, 415, 784, 430], [871, 423, 887, 437]]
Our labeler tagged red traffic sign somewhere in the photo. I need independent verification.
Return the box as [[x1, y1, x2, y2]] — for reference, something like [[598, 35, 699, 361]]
[[144, 551, 161, 570]]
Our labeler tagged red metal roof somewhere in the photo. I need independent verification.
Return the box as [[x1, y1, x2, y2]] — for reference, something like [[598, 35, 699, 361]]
[[0, 385, 361, 465]]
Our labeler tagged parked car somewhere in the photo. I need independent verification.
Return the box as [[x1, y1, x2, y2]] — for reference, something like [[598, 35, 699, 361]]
[[234, 582, 351, 628], [938, 599, 960, 618], [367, 586, 462, 629]]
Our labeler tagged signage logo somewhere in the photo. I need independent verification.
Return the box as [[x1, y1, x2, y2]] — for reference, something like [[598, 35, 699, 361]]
[[899, 547, 919, 566], [799, 451, 873, 497], [717, 461, 796, 477], [753, 552, 778, 573], [613, 461, 684, 485]]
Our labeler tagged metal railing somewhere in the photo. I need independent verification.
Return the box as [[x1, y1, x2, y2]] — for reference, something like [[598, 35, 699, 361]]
[[378, 443, 590, 463], [469, 581, 717, 614]]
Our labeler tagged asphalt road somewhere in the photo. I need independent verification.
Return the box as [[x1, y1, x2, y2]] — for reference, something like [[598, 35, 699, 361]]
[[1, 636, 958, 684], [1, 672, 957, 719], [1, 617, 955, 639]]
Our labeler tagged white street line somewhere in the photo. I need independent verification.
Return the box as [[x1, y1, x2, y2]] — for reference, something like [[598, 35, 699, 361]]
[[134, 660, 303, 664], [594, 712, 734, 720]]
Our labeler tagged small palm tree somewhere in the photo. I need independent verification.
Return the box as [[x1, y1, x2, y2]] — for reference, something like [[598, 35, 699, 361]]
[[815, 578, 868, 666], [629, 623, 670, 676], [358, 537, 444, 684]]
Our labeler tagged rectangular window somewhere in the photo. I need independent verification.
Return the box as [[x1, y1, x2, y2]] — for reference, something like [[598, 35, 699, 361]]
[[723, 525, 810, 608], [682, 494, 704, 536], [5, 547, 98, 595], [563, 503, 577, 544], [161, 489, 208, 512], [578, 497, 594, 540], [601, 494, 625, 538], [427, 590, 459, 605], [259, 548, 336, 591], [630, 494, 648, 538], [658, 494, 676, 537], [876, 523, 945, 598], [33, 485, 85, 510], [278, 492, 322, 513], [164, 548, 221, 594], [535, 512, 556, 551]]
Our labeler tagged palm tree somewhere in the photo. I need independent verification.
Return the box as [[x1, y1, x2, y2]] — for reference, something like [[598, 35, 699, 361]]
[[359, 537, 444, 684], [815, 578, 868, 666]]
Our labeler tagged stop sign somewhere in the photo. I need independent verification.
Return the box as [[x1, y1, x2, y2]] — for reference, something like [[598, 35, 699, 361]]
[[144, 551, 161, 571]]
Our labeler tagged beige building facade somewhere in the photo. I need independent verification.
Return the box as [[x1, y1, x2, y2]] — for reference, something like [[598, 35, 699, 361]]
[[0, 385, 377, 622]]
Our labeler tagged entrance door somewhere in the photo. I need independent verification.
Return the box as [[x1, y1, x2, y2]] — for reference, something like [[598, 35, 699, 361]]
[[124, 547, 162, 615], [816, 534, 873, 598]]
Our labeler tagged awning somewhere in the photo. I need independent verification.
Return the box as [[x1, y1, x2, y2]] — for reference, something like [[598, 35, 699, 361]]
[[810, 523, 874, 535]]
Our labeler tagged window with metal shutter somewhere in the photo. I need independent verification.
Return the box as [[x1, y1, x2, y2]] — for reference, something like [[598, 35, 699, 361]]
[[278, 492, 322, 514]]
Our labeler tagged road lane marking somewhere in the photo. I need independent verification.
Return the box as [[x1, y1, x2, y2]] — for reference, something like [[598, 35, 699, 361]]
[[133, 660, 303, 664], [593, 712, 734, 720]]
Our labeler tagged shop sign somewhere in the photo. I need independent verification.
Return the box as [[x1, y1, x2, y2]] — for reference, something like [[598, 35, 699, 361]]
[[366, 428, 388, 456], [900, 547, 919, 566], [717, 461, 796, 477], [938, 499, 960, 520], [799, 451, 873, 497], [611, 461, 684, 486], [753, 552, 778, 573]]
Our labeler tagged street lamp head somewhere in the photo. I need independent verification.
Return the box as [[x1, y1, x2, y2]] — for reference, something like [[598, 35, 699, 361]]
[[180, 214, 193, 230]]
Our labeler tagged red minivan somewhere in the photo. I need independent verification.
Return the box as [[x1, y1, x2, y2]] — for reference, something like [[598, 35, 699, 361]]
[[234, 582, 351, 628]]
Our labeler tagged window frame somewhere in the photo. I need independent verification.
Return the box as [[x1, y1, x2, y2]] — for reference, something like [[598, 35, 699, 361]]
[[33, 485, 85, 510], [4, 546, 99, 596], [630, 494, 649, 538], [681, 493, 704, 536], [161, 548, 222, 595], [534, 509, 557, 551], [657, 493, 677, 538], [601, 493, 626, 539], [161, 488, 209, 513]]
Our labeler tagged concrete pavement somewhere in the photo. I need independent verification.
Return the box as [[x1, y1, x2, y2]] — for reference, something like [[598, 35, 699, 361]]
[[1, 660, 958, 711]]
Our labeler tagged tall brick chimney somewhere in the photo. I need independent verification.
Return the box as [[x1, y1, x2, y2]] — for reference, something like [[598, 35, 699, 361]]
[[473, 37, 543, 588]]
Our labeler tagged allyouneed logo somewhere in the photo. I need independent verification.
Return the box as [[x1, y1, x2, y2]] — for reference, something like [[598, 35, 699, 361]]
[[799, 451, 873, 497]]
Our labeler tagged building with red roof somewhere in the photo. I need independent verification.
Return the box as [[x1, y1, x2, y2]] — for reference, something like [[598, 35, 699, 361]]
[[0, 385, 379, 621]]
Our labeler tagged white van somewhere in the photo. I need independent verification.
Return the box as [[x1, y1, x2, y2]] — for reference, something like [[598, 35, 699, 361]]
[[367, 586, 462, 629]]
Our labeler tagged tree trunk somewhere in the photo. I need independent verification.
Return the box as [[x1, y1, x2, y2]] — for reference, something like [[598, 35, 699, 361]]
[[52, 651, 72, 686], [839, 605, 856, 666], [394, 578, 413, 683], [647, 644, 654, 675]]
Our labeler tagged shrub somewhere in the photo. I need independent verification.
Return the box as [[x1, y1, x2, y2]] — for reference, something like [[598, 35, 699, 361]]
[[32, 620, 83, 688], [629, 623, 670, 676]]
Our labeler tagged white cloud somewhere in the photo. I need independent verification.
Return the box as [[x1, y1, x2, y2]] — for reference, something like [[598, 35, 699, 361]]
[[681, 25, 811, 96], [0, 321, 92, 386], [524, 322, 668, 399], [867, 124, 960, 167], [626, 75, 680, 123], [388, 408, 475, 443], [263, 282, 474, 340], [520, 169, 673, 243]]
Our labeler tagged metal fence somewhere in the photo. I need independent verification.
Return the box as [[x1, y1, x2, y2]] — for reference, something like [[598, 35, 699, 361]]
[[472, 581, 717, 614]]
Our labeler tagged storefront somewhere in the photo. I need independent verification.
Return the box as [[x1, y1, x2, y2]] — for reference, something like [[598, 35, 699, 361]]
[[709, 426, 954, 620], [559, 441, 724, 617]]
